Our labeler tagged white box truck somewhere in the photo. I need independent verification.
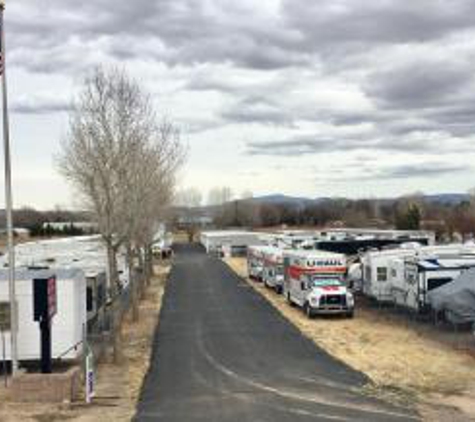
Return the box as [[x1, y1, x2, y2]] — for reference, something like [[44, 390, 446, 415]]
[[247, 245, 269, 281], [262, 247, 285, 293], [283, 250, 354, 318]]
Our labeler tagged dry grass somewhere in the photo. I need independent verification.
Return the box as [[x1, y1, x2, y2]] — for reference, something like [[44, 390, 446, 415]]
[[224, 257, 475, 419]]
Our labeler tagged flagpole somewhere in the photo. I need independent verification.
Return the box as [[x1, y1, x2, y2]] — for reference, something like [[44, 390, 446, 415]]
[[0, 0, 18, 375]]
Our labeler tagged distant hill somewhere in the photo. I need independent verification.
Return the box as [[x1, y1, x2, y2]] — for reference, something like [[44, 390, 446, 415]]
[[248, 194, 317, 206], [245, 193, 470, 206], [422, 193, 470, 205]]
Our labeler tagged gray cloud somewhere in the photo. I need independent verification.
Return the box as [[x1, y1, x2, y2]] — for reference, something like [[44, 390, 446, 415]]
[[5, 0, 475, 196], [318, 162, 471, 184], [246, 133, 466, 157], [11, 95, 72, 115]]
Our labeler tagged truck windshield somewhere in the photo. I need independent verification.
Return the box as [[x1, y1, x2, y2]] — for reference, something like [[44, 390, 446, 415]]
[[311, 278, 342, 287]]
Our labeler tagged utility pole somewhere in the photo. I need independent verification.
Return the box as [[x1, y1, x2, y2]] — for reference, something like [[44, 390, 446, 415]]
[[0, 0, 18, 374]]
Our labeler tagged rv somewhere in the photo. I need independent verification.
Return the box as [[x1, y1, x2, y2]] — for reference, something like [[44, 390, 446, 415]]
[[393, 256, 475, 312], [283, 250, 354, 318], [262, 247, 285, 293], [361, 243, 475, 308], [361, 248, 417, 302]]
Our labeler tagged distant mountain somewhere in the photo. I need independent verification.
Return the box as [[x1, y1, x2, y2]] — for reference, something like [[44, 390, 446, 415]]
[[422, 193, 470, 205], [248, 194, 318, 206], [246, 193, 470, 206]]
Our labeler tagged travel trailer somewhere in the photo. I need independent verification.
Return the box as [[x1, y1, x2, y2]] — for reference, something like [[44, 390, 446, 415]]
[[283, 250, 354, 318], [262, 247, 285, 293], [360, 243, 475, 307], [392, 256, 475, 312]]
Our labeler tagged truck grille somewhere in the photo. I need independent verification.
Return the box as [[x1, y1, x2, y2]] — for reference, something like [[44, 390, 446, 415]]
[[320, 295, 346, 307]]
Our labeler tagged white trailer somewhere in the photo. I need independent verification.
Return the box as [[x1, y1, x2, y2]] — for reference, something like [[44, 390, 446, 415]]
[[262, 247, 285, 293], [360, 243, 475, 306], [361, 248, 417, 302], [393, 256, 475, 312], [0, 268, 86, 362], [283, 250, 354, 318]]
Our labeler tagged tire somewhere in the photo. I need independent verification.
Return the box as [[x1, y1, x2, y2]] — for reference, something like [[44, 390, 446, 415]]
[[275, 285, 282, 295], [286, 292, 295, 307], [304, 302, 315, 319], [346, 310, 355, 319]]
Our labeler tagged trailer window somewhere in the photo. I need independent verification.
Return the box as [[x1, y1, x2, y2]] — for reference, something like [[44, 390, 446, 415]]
[[427, 277, 453, 291], [377, 267, 388, 282], [86, 287, 94, 312]]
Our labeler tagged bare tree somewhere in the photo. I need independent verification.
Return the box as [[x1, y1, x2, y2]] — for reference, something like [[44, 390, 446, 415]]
[[58, 67, 185, 297], [207, 186, 233, 205], [175, 187, 203, 208]]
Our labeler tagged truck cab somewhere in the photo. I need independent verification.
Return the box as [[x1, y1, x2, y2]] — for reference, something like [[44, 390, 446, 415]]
[[283, 250, 354, 318]]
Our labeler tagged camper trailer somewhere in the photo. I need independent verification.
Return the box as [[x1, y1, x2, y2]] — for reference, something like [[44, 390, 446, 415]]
[[361, 248, 417, 302], [262, 247, 285, 293], [361, 243, 475, 308], [0, 268, 86, 362], [392, 256, 475, 312], [283, 250, 354, 318]]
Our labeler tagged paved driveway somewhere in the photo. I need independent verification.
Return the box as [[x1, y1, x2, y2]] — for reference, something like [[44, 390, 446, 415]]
[[135, 244, 418, 422]]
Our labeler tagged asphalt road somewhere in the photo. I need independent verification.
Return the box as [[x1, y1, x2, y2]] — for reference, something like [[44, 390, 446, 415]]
[[135, 244, 418, 422]]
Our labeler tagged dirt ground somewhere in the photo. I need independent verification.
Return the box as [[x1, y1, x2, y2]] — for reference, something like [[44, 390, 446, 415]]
[[0, 263, 169, 422], [224, 257, 475, 422]]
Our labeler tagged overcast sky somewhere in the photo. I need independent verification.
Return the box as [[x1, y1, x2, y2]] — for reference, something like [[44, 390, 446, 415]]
[[2, 0, 475, 208]]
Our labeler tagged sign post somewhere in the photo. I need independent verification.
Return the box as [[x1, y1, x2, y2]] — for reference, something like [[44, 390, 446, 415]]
[[33, 276, 57, 374], [85, 349, 95, 403]]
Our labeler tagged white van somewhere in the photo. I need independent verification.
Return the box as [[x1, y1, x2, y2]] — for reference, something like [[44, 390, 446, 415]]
[[283, 250, 354, 318]]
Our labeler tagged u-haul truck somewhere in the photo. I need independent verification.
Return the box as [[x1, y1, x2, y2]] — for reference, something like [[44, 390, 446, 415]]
[[262, 247, 285, 293], [247, 245, 269, 281], [283, 250, 354, 318]]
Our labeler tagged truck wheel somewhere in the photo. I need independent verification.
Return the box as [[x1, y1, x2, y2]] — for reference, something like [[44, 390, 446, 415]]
[[346, 310, 355, 319], [304, 303, 314, 319], [286, 292, 294, 307]]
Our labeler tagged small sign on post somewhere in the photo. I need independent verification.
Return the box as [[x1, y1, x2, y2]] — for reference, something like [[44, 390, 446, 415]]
[[85, 350, 95, 403]]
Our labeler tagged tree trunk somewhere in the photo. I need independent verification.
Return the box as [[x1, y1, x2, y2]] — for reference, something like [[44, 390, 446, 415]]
[[106, 241, 119, 298], [128, 244, 140, 322]]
